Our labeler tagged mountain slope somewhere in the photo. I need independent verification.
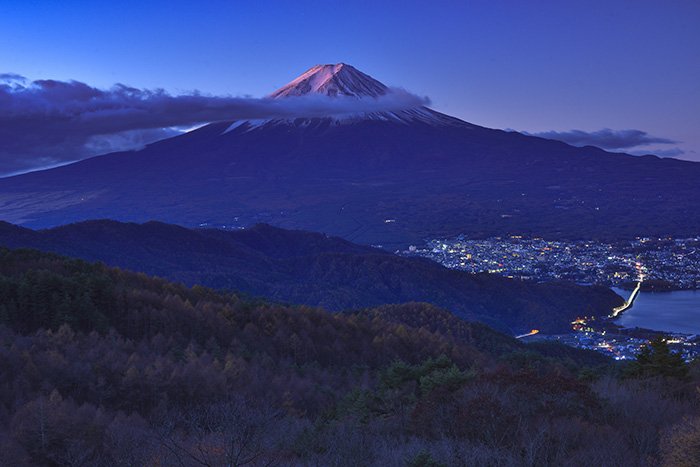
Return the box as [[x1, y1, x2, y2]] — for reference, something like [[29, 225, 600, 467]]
[[0, 219, 622, 333], [0, 64, 698, 247]]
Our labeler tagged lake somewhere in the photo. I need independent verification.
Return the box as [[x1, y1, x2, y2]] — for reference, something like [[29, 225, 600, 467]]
[[612, 287, 700, 335]]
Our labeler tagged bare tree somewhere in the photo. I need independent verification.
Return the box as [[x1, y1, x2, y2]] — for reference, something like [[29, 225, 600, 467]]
[[156, 397, 286, 467]]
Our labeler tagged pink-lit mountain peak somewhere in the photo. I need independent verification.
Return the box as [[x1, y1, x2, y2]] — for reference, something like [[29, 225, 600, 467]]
[[270, 63, 388, 98]]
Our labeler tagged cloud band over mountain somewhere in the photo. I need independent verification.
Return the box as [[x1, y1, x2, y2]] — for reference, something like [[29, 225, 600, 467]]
[[0, 74, 428, 176], [532, 128, 679, 152]]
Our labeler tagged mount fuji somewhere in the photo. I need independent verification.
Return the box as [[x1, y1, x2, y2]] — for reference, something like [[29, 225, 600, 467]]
[[1, 63, 699, 246], [227, 63, 463, 129], [271, 63, 388, 98]]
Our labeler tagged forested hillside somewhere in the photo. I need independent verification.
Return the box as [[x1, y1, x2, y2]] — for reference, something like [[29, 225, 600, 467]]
[[0, 247, 698, 465], [0, 220, 623, 333]]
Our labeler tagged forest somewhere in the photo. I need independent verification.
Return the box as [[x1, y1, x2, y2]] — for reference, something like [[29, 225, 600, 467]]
[[0, 220, 623, 333], [0, 247, 698, 466]]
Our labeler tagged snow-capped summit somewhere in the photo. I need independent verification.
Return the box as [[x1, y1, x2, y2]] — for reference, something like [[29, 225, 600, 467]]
[[219, 63, 468, 132], [270, 63, 388, 98]]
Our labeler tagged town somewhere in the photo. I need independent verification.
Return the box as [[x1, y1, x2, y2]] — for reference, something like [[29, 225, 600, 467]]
[[404, 235, 700, 360], [404, 235, 700, 289], [530, 318, 700, 362]]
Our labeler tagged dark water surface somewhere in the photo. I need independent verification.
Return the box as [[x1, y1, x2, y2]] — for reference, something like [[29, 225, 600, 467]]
[[613, 287, 700, 335]]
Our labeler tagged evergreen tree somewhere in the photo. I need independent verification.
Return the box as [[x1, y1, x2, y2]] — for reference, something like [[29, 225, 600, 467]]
[[627, 337, 689, 379]]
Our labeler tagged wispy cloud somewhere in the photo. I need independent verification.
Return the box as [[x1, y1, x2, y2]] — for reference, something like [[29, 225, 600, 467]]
[[0, 74, 428, 176], [531, 128, 678, 151], [0, 73, 27, 83], [628, 147, 686, 158]]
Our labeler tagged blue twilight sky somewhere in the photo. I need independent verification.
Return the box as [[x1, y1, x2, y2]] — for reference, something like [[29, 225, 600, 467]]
[[1, 0, 699, 162]]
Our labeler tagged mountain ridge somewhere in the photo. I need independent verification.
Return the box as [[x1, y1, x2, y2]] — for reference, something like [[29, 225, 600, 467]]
[[0, 219, 623, 333]]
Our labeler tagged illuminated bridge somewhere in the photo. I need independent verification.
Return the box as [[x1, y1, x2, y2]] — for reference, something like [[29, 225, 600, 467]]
[[610, 281, 642, 318]]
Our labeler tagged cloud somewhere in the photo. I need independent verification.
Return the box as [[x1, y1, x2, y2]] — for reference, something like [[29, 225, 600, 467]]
[[0, 75, 429, 176], [531, 128, 677, 150], [83, 127, 186, 155], [0, 73, 26, 83], [628, 147, 686, 158]]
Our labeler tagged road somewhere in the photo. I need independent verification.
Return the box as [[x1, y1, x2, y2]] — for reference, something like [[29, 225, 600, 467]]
[[515, 329, 540, 339]]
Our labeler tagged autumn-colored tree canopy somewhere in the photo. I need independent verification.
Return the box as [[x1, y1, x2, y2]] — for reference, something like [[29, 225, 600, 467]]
[[0, 247, 698, 466]]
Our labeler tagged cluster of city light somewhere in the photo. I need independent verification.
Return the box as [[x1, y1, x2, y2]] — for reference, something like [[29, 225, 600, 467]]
[[410, 235, 700, 289]]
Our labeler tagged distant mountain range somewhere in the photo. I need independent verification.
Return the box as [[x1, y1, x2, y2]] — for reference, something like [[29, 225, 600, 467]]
[[1, 63, 698, 248], [0, 219, 621, 333]]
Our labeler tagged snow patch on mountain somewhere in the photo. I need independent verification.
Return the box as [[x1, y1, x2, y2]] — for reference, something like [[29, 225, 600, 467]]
[[270, 63, 388, 99]]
